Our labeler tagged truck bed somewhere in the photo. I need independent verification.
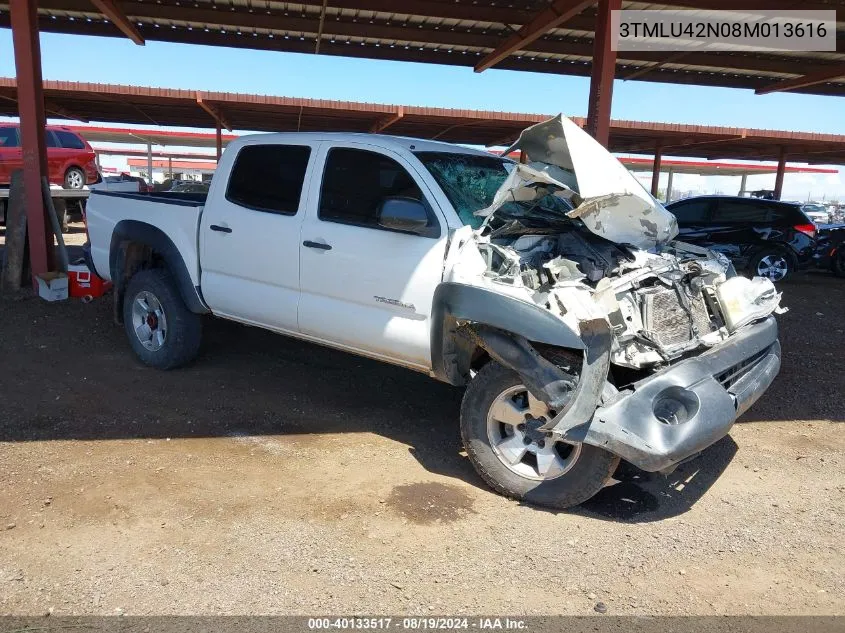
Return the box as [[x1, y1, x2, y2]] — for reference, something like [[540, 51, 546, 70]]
[[86, 188, 205, 285]]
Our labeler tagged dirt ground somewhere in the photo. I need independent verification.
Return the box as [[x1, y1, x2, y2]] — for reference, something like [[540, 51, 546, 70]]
[[1, 225, 843, 616]]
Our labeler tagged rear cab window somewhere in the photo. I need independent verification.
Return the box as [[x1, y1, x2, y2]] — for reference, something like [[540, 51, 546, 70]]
[[226, 144, 311, 215]]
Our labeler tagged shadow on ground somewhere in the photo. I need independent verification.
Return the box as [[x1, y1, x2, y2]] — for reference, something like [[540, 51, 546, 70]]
[[2, 269, 843, 521]]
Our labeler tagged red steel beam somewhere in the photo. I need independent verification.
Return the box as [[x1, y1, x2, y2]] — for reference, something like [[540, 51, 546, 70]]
[[650, 142, 662, 198], [370, 106, 404, 133], [197, 95, 233, 132], [773, 146, 787, 200], [474, 0, 593, 73], [89, 0, 145, 45], [755, 64, 845, 95], [584, 0, 620, 147], [10, 0, 54, 279]]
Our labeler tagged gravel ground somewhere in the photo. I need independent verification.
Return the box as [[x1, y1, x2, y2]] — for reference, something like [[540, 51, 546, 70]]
[[0, 231, 843, 616]]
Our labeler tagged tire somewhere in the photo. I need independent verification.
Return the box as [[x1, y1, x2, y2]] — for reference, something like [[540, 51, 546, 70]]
[[832, 250, 845, 278], [63, 166, 86, 190], [460, 361, 619, 509], [748, 249, 793, 282], [122, 268, 202, 370]]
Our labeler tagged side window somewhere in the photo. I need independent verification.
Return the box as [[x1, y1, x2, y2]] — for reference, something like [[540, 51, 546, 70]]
[[54, 131, 86, 150], [0, 127, 19, 148], [669, 200, 710, 224], [226, 144, 311, 215], [769, 204, 801, 224], [46, 131, 60, 148], [712, 200, 770, 223], [319, 148, 424, 230]]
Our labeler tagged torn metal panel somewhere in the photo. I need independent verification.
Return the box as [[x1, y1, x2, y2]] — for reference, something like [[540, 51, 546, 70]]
[[504, 114, 679, 249]]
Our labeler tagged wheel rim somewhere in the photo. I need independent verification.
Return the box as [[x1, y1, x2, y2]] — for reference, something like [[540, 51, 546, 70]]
[[130, 290, 168, 351], [67, 170, 83, 189], [756, 255, 789, 281], [486, 385, 581, 482]]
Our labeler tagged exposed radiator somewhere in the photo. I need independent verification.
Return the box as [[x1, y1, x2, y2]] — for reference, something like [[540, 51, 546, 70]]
[[641, 286, 713, 349]]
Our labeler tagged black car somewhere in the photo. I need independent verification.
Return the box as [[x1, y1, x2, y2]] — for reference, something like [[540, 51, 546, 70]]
[[666, 195, 817, 282], [814, 224, 845, 277]]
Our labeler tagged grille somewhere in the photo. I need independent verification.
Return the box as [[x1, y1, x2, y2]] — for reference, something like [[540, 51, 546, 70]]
[[716, 349, 769, 389], [641, 287, 713, 349]]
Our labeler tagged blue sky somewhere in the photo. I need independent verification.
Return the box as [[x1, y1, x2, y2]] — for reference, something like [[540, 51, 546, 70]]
[[1, 31, 843, 199]]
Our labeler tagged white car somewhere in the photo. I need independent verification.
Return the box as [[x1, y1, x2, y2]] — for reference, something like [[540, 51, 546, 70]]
[[802, 203, 830, 225], [83, 116, 784, 509]]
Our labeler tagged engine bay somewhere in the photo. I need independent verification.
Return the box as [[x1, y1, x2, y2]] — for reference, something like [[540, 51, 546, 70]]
[[462, 226, 779, 370]]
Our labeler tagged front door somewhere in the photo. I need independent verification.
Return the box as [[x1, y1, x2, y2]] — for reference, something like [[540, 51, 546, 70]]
[[199, 141, 317, 333], [298, 143, 449, 369]]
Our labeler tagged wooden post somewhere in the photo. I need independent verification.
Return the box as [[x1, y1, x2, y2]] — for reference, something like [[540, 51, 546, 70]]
[[1, 170, 28, 292]]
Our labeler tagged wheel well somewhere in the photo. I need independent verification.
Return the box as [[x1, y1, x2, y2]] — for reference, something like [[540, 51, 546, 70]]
[[112, 240, 167, 323]]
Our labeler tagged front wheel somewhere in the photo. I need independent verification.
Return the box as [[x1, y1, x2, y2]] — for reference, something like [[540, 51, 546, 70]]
[[461, 361, 619, 509], [123, 268, 202, 369]]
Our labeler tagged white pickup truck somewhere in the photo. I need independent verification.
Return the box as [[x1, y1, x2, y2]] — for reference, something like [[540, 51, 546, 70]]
[[84, 115, 784, 509]]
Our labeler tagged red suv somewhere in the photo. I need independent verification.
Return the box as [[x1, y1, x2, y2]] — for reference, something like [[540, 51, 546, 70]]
[[0, 124, 99, 189]]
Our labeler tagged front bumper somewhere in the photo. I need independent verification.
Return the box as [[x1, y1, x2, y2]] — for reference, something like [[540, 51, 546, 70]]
[[582, 316, 780, 472]]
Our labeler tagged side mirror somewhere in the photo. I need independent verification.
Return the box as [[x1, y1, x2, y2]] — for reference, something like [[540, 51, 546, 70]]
[[378, 197, 431, 235]]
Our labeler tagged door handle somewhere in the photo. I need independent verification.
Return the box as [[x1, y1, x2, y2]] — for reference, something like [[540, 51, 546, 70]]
[[303, 240, 332, 251], [210, 224, 232, 233]]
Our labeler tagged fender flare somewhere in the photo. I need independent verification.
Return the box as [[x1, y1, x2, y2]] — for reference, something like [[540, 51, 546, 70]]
[[110, 219, 209, 315], [430, 281, 585, 386]]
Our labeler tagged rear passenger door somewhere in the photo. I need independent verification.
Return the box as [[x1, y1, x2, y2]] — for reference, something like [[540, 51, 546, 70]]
[[200, 142, 318, 332], [297, 143, 449, 369]]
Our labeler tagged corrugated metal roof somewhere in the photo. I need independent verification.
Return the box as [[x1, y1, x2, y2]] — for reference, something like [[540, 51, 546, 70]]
[[1, 78, 843, 163], [1, 0, 843, 95]]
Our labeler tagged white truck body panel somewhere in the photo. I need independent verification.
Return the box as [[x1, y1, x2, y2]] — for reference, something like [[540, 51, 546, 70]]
[[86, 193, 204, 287]]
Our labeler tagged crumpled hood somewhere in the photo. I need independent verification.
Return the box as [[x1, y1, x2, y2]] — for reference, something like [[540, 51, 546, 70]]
[[486, 114, 679, 250]]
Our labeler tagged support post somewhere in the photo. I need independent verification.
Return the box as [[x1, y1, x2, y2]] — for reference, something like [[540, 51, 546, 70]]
[[216, 123, 222, 161], [168, 156, 172, 179], [739, 172, 748, 197], [650, 142, 662, 198], [146, 142, 154, 186], [584, 0, 620, 146], [773, 147, 786, 201], [665, 168, 674, 203], [10, 0, 53, 279]]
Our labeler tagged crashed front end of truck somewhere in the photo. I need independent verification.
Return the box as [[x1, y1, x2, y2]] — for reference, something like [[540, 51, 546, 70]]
[[435, 115, 783, 474]]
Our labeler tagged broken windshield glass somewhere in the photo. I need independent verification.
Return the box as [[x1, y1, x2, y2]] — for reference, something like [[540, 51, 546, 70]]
[[415, 151, 574, 229]]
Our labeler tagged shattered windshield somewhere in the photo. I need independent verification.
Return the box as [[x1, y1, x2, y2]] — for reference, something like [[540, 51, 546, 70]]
[[415, 151, 573, 229]]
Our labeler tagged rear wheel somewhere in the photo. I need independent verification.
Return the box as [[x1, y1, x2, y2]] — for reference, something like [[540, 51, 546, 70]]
[[123, 268, 202, 369], [832, 249, 845, 278], [461, 361, 619, 509], [749, 250, 793, 282], [64, 166, 86, 190]]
